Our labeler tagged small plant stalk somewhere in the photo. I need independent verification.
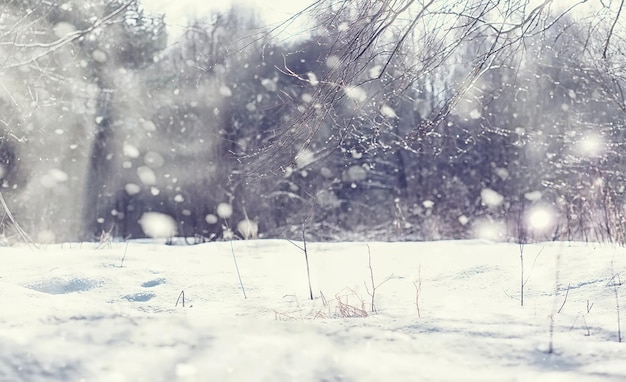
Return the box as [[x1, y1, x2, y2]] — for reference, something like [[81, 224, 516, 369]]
[[548, 250, 562, 354], [548, 314, 555, 354], [365, 244, 393, 313], [609, 258, 622, 343], [557, 284, 570, 314], [518, 203, 525, 307], [119, 241, 129, 268], [303, 224, 313, 300], [616, 288, 622, 343], [611, 275, 622, 342], [414, 265, 422, 318], [286, 224, 314, 301], [520, 242, 525, 307], [175, 290, 185, 307], [230, 239, 247, 299], [0, 192, 37, 250]]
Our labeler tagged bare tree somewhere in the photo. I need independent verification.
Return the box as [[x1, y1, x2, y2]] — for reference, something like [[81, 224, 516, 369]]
[[257, 0, 595, 169], [0, 0, 165, 241]]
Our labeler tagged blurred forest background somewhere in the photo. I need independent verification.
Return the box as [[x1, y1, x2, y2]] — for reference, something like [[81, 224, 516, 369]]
[[2, 0, 626, 243]]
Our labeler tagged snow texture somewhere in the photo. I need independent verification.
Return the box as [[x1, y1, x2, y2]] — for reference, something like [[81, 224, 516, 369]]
[[0, 240, 625, 381]]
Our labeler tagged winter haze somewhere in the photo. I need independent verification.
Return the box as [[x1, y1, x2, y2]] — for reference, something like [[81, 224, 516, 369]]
[[1, 1, 626, 380], [2, 0, 622, 243]]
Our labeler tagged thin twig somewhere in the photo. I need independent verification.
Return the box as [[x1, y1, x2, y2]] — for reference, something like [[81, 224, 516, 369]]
[[302, 224, 313, 300], [175, 290, 185, 307], [365, 244, 393, 313], [603, 0, 624, 59], [230, 239, 247, 299], [0, 192, 37, 250], [414, 265, 422, 318], [119, 241, 129, 268], [583, 315, 591, 337], [610, 261, 622, 342], [557, 283, 570, 314], [524, 247, 545, 286], [1, 1, 134, 71], [548, 250, 562, 354], [286, 224, 314, 300]]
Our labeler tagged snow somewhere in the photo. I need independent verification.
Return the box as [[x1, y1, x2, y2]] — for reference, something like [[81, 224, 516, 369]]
[[295, 149, 315, 168], [344, 86, 367, 103], [236, 219, 259, 239], [205, 214, 218, 224], [380, 104, 397, 118], [261, 78, 277, 92], [144, 151, 165, 168], [306, 72, 319, 86], [137, 166, 157, 186], [216, 203, 233, 219], [326, 55, 340, 68], [576, 133, 604, 157], [141, 119, 157, 132], [527, 205, 556, 231], [52, 22, 76, 39], [91, 50, 107, 63], [138, 212, 177, 238], [39, 169, 68, 189], [474, 219, 506, 241], [123, 143, 140, 158], [142, 0, 314, 42], [219, 85, 233, 97], [469, 108, 482, 119], [525, 190, 543, 202], [0, 240, 624, 381], [481, 188, 504, 208], [369, 65, 382, 79], [345, 165, 367, 182]]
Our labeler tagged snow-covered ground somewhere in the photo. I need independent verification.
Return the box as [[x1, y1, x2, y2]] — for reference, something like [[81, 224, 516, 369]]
[[1, 239, 625, 381]]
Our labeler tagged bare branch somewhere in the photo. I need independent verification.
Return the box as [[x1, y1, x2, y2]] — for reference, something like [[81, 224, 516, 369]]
[[603, 0, 624, 58], [0, 1, 134, 72]]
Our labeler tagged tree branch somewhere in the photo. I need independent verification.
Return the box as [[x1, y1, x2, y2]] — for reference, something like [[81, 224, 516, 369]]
[[0, 1, 134, 72], [603, 0, 624, 59]]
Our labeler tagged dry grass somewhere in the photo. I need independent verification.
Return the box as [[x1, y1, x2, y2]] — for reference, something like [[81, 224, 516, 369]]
[[274, 288, 370, 320], [334, 288, 368, 318], [274, 310, 305, 321]]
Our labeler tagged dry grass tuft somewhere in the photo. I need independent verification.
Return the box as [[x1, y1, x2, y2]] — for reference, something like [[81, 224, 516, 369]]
[[334, 288, 368, 318]]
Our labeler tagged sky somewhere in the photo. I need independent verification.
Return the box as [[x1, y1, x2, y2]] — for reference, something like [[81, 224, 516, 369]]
[[141, 0, 314, 41]]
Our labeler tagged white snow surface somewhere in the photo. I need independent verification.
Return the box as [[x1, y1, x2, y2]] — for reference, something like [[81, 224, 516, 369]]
[[1, 240, 625, 381]]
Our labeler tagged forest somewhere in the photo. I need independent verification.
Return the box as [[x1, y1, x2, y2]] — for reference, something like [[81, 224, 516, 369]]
[[2, 0, 626, 244]]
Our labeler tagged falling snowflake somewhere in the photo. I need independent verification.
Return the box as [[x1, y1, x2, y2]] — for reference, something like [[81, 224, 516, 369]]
[[344, 86, 367, 102], [138, 212, 177, 238], [380, 104, 397, 118], [480, 188, 504, 208]]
